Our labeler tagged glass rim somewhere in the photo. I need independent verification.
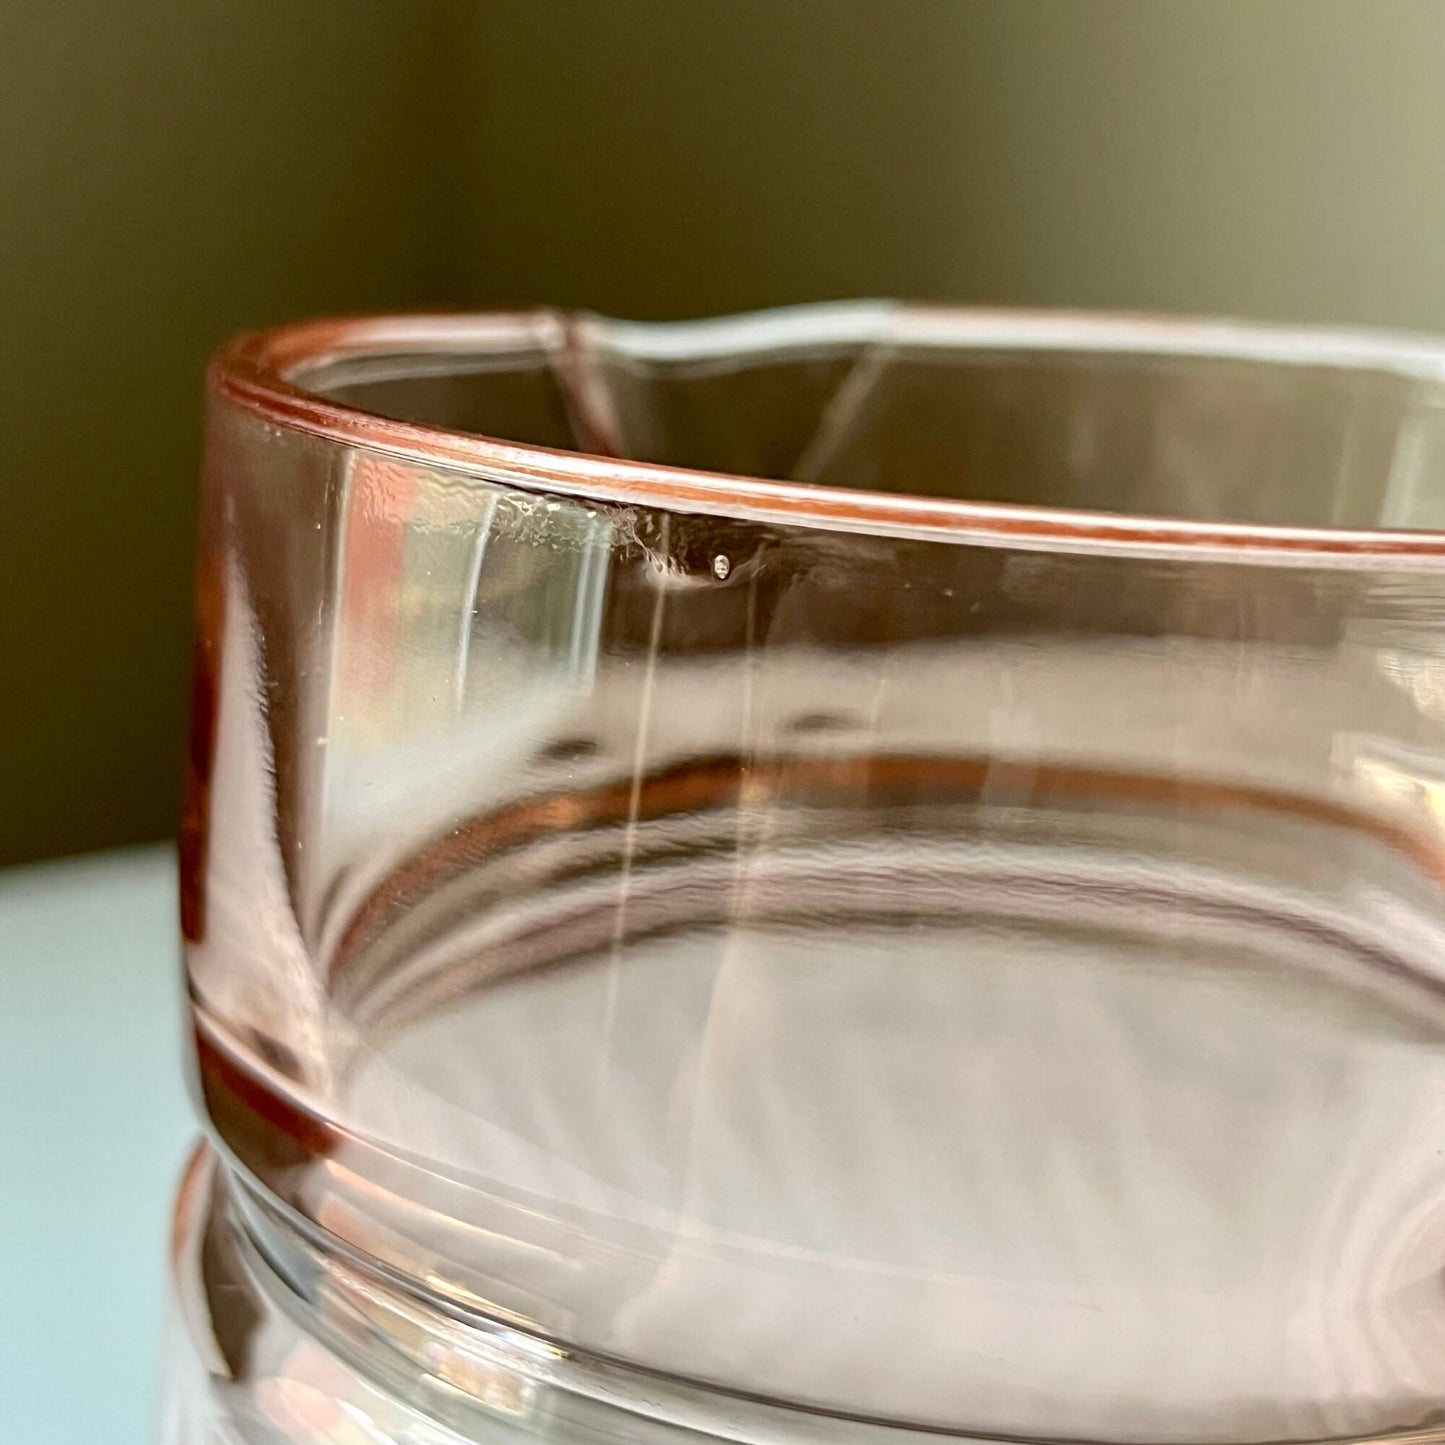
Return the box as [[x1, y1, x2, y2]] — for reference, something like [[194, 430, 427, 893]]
[[211, 301, 1445, 567]]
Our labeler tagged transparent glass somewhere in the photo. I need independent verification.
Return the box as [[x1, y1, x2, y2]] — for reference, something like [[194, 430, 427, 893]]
[[166, 303, 1445, 1445]]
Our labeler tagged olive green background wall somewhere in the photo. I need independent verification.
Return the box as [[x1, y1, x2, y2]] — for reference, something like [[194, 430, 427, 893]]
[[7, 0, 1445, 863], [0, 1, 469, 864]]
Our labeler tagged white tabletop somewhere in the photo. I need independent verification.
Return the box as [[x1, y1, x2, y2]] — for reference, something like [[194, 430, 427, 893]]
[[0, 846, 192, 1445]]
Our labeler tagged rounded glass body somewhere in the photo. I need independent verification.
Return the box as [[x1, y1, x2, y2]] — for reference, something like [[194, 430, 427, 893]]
[[167, 304, 1445, 1445]]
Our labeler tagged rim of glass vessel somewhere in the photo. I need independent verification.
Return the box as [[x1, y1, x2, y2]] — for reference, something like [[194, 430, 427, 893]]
[[211, 302, 1445, 567]]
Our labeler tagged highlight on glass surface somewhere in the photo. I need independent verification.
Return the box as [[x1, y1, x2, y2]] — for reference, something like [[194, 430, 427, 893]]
[[167, 301, 1445, 1445]]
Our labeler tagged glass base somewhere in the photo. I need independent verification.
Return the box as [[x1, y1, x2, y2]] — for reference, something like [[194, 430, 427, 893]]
[[164, 1144, 979, 1445]]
